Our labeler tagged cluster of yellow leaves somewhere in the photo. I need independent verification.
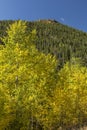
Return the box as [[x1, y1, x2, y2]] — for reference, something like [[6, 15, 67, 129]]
[[0, 20, 57, 129], [52, 63, 87, 129]]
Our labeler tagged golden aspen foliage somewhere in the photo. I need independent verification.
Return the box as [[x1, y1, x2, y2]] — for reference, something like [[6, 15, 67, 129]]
[[53, 62, 87, 129], [0, 20, 57, 129]]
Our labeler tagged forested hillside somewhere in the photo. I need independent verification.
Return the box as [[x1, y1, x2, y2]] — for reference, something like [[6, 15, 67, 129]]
[[0, 20, 87, 130], [0, 19, 87, 67]]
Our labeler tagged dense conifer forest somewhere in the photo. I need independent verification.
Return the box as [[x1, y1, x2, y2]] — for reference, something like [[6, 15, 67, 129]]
[[0, 19, 87, 67], [0, 20, 87, 130]]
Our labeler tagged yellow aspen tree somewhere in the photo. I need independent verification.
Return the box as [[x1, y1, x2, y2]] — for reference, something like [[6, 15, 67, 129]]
[[0, 20, 57, 130]]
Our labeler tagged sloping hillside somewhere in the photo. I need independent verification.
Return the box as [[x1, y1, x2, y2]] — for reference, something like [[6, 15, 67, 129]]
[[0, 19, 87, 67]]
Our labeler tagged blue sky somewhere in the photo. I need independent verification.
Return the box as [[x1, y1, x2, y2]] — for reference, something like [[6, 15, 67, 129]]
[[0, 0, 87, 32]]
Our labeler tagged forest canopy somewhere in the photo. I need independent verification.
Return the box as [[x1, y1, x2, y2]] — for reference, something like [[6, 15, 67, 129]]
[[0, 20, 87, 130]]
